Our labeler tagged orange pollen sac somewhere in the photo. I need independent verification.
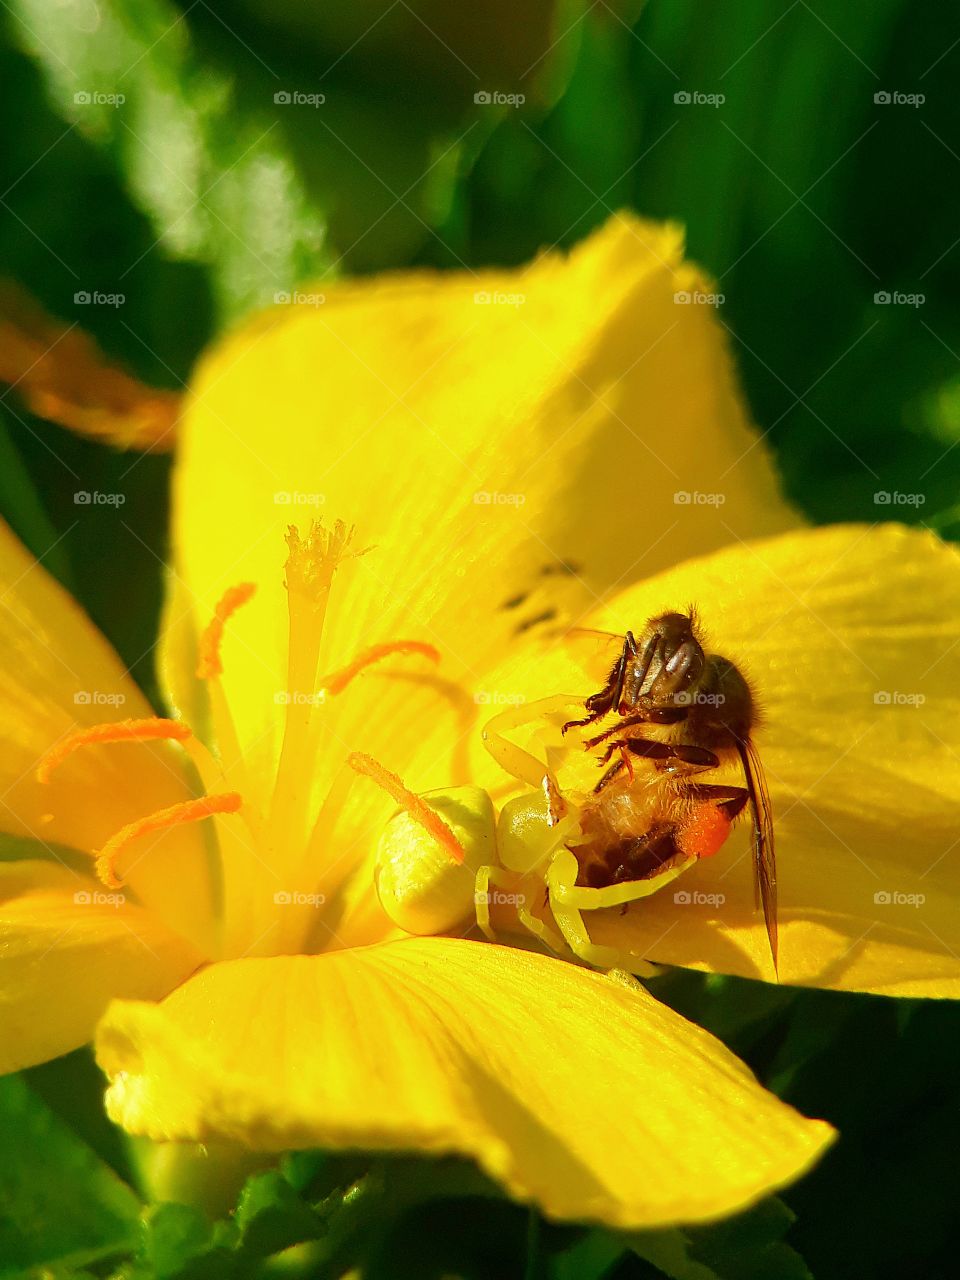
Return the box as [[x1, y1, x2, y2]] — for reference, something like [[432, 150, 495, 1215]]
[[37, 717, 192, 784], [677, 802, 735, 861], [196, 582, 257, 679], [94, 791, 243, 889], [321, 641, 441, 696], [347, 751, 464, 865]]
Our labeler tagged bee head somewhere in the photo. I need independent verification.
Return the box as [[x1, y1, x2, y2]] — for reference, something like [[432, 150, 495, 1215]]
[[642, 611, 706, 700]]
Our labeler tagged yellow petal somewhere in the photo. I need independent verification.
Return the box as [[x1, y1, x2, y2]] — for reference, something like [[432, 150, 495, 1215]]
[[0, 859, 200, 1071], [96, 938, 833, 1228], [517, 523, 960, 995], [0, 517, 214, 946]]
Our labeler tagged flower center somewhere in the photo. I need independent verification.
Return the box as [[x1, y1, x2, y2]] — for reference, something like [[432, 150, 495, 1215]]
[[36, 519, 441, 955]]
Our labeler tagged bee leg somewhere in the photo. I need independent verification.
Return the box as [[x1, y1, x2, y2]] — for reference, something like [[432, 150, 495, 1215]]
[[594, 756, 627, 793], [583, 712, 654, 751], [562, 631, 644, 734], [680, 783, 749, 822], [595, 737, 717, 771], [561, 678, 622, 735], [582, 702, 691, 751], [622, 739, 720, 769], [561, 707, 608, 734]]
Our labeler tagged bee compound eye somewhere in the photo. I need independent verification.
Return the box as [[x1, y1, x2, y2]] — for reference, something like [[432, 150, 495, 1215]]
[[374, 786, 495, 934], [665, 639, 703, 681]]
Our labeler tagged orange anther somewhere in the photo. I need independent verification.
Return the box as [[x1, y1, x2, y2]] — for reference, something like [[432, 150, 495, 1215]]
[[37, 717, 192, 784], [347, 752, 464, 864], [196, 583, 257, 679], [94, 791, 242, 888], [321, 641, 440, 696]]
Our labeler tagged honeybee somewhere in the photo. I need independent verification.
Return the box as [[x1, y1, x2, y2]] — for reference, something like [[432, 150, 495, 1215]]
[[562, 610, 778, 970]]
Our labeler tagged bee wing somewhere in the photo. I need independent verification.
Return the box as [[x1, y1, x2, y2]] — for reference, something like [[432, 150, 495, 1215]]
[[562, 627, 626, 687], [737, 739, 778, 974]]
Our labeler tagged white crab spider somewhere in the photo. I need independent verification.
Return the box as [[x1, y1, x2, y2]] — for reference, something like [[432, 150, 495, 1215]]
[[367, 694, 723, 976]]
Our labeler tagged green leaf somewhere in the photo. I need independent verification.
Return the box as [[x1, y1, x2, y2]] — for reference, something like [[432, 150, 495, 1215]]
[[23, 1048, 135, 1193], [278, 1150, 332, 1196], [137, 1204, 213, 1278], [0, 1074, 140, 1276], [649, 971, 798, 1061], [548, 1229, 628, 1280], [234, 1171, 323, 1259], [629, 1230, 720, 1280], [773, 994, 960, 1279], [130, 1202, 239, 1280], [6, 0, 329, 321], [0, 415, 71, 588], [627, 1198, 811, 1280], [686, 1198, 811, 1280]]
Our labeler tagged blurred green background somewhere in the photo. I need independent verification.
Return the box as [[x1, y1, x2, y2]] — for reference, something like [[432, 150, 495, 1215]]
[[1, 1, 957, 1277]]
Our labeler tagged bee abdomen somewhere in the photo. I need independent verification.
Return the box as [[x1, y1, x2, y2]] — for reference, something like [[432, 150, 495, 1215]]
[[578, 823, 684, 889]]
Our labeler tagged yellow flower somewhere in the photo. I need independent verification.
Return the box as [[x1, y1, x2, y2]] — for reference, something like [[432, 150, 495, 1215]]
[[11, 209, 923, 1229]]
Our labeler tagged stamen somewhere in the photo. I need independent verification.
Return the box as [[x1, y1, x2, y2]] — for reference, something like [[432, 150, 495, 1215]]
[[196, 583, 256, 679], [94, 791, 243, 889], [269, 521, 360, 849], [37, 717, 192, 784], [347, 751, 464, 865], [320, 641, 440, 696]]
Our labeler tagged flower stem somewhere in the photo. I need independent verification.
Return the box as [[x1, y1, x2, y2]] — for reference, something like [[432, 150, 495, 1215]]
[[128, 1136, 273, 1217]]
